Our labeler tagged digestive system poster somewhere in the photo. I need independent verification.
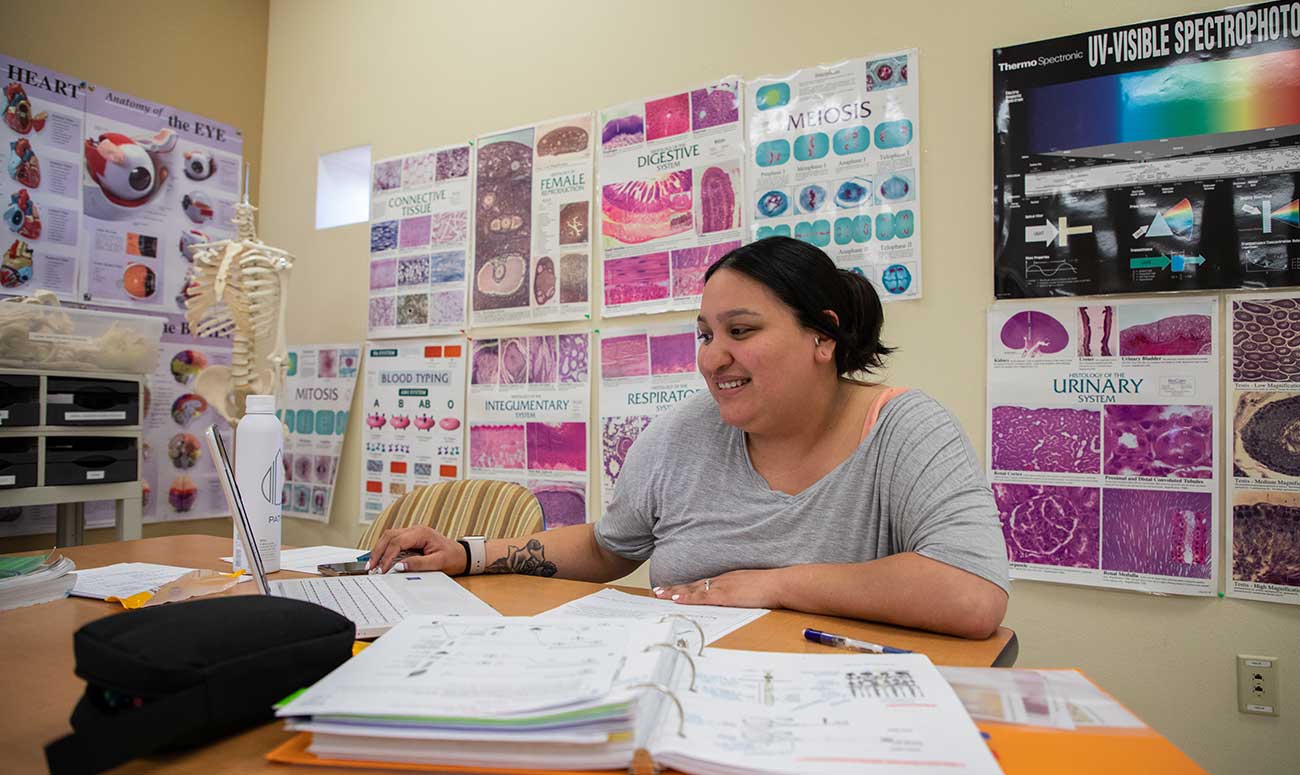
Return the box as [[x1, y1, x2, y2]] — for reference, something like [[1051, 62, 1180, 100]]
[[279, 344, 360, 523], [468, 331, 590, 529], [369, 144, 472, 337], [597, 323, 705, 508], [81, 87, 242, 312], [1226, 291, 1300, 605], [986, 297, 1219, 595], [359, 339, 467, 525], [747, 50, 922, 300], [471, 114, 594, 325], [0, 56, 84, 301], [598, 78, 745, 316]]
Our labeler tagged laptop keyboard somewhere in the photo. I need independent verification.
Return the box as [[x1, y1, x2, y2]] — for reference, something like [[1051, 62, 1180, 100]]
[[272, 576, 409, 627]]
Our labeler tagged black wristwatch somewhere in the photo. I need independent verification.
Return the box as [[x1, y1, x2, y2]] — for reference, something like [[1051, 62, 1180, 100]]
[[456, 536, 486, 575]]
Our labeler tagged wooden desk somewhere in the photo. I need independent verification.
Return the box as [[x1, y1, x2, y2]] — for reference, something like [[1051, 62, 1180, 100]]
[[0, 535, 1027, 774]]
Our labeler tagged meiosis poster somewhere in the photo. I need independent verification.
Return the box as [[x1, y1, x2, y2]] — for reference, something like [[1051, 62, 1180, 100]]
[[81, 87, 242, 311], [994, 2, 1300, 298], [986, 297, 1219, 595], [472, 114, 594, 325], [598, 78, 745, 316], [279, 344, 360, 523], [359, 339, 466, 525], [0, 56, 84, 301], [369, 145, 472, 337], [597, 324, 705, 508], [468, 331, 590, 528], [1226, 291, 1300, 605], [747, 51, 922, 300]]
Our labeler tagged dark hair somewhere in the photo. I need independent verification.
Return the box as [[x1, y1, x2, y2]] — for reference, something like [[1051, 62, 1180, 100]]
[[703, 236, 895, 375]]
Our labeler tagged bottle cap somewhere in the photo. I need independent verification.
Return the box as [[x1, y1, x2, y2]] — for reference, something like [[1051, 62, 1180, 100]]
[[245, 394, 276, 414]]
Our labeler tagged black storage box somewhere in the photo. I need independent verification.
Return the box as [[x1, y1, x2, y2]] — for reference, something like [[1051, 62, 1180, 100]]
[[45, 437, 137, 486], [46, 377, 140, 427], [0, 436, 38, 489], [0, 373, 40, 427]]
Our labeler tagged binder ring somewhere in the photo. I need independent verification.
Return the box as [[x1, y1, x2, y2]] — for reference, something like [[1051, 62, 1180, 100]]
[[657, 614, 705, 656], [627, 682, 685, 737], [644, 643, 697, 691]]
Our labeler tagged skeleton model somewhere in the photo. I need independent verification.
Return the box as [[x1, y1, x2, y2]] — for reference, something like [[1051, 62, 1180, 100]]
[[184, 169, 294, 425]]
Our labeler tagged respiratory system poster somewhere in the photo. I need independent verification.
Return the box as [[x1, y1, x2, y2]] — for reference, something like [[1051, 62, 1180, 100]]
[[278, 344, 360, 523]]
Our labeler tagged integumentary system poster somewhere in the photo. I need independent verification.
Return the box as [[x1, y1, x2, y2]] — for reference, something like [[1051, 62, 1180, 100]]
[[597, 323, 705, 508], [471, 114, 595, 326], [747, 50, 922, 301], [994, 1, 1300, 298], [369, 144, 472, 338], [468, 331, 591, 529], [598, 78, 745, 317], [359, 339, 467, 525], [278, 344, 360, 523], [986, 297, 1219, 596], [1226, 291, 1300, 605]]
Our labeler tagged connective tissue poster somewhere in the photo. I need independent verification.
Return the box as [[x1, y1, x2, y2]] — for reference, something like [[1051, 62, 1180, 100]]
[[468, 331, 590, 529], [598, 78, 745, 316], [986, 297, 1219, 596], [279, 344, 360, 523], [747, 50, 922, 300], [472, 114, 594, 326]]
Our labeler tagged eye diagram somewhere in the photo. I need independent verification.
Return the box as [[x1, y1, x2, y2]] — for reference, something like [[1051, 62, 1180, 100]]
[[84, 129, 177, 218], [183, 149, 215, 181]]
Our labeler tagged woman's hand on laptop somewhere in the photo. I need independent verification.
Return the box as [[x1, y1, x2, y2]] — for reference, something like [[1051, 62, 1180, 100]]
[[367, 526, 466, 575]]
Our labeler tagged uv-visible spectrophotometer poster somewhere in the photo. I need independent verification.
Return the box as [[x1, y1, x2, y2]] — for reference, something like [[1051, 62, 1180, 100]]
[[1226, 291, 1300, 605], [986, 297, 1219, 596], [597, 324, 705, 508], [471, 114, 594, 326], [598, 78, 745, 316], [467, 331, 590, 529], [0, 55, 84, 301], [369, 144, 472, 338], [278, 344, 360, 523], [747, 50, 921, 301], [359, 339, 467, 525], [993, 1, 1300, 298]]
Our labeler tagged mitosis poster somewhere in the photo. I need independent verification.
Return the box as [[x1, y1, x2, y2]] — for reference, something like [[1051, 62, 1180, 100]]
[[279, 344, 360, 523], [358, 339, 467, 525], [1226, 291, 1300, 604], [986, 297, 1219, 595], [467, 331, 591, 529], [994, 2, 1300, 298], [747, 50, 922, 300], [368, 144, 472, 337], [598, 78, 745, 316], [471, 114, 594, 326]]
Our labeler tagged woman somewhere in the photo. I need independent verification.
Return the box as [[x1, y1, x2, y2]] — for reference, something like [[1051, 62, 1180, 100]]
[[370, 236, 1009, 639]]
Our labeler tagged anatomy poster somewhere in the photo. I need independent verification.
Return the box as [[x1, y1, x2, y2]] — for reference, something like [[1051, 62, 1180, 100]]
[[468, 331, 590, 528], [369, 144, 471, 337], [359, 339, 466, 525], [748, 50, 922, 300], [0, 56, 84, 301], [994, 2, 1300, 298], [986, 297, 1219, 596], [278, 344, 360, 523], [598, 78, 745, 316], [598, 324, 705, 508], [1226, 291, 1300, 605], [81, 87, 242, 311], [471, 114, 594, 326]]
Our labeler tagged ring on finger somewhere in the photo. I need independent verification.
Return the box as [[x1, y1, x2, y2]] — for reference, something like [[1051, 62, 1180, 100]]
[[704, 577, 711, 592]]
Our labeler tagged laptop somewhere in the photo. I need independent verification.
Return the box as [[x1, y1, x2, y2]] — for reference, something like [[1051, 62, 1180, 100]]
[[205, 425, 499, 637]]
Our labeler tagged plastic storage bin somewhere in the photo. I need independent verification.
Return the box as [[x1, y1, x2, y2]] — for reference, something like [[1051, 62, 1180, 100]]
[[45, 436, 138, 486], [0, 373, 39, 426], [0, 304, 162, 375], [45, 376, 140, 426], [0, 436, 37, 488]]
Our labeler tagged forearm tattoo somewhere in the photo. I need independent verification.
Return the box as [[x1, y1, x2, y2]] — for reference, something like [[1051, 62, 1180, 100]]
[[485, 539, 557, 577]]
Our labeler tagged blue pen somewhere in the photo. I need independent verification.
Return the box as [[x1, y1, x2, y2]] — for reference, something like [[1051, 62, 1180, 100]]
[[356, 551, 371, 562], [803, 627, 911, 654]]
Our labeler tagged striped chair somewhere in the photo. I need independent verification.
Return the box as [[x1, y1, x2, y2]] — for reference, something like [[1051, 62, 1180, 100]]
[[357, 479, 544, 551]]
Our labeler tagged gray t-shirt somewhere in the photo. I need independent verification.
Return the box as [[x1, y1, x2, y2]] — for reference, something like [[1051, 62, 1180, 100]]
[[595, 389, 1010, 592]]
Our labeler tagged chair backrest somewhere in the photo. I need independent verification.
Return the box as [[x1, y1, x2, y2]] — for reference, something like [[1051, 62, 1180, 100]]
[[357, 479, 544, 550]]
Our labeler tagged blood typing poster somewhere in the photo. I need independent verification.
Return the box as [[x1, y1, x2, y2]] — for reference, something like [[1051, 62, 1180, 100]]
[[747, 50, 922, 301], [467, 331, 591, 529], [358, 339, 467, 525], [597, 324, 705, 508], [986, 297, 1219, 596], [598, 78, 745, 316], [369, 144, 472, 337], [471, 114, 594, 326], [278, 344, 360, 523], [1226, 291, 1300, 605]]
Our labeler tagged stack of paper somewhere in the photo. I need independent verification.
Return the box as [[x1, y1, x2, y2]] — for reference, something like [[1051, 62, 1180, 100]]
[[0, 552, 77, 611]]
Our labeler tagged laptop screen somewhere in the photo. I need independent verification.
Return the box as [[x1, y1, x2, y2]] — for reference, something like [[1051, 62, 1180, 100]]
[[205, 425, 270, 595]]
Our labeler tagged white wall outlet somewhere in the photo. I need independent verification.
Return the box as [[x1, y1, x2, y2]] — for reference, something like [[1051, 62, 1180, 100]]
[[1237, 655, 1279, 716]]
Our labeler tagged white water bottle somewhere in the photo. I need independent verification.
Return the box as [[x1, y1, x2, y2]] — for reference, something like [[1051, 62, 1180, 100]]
[[232, 394, 282, 573]]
